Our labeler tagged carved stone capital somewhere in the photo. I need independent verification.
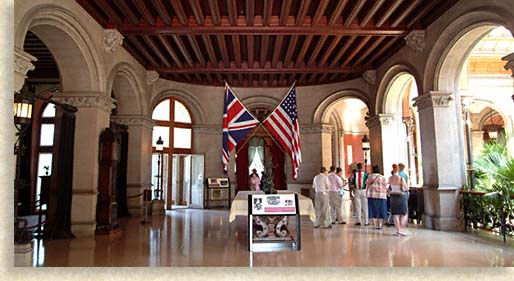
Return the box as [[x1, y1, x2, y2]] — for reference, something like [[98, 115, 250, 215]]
[[405, 30, 425, 52], [413, 91, 453, 112], [366, 114, 395, 129], [402, 116, 414, 135], [14, 48, 36, 75], [192, 124, 221, 134], [111, 115, 155, 129], [502, 52, 514, 78], [104, 29, 124, 53], [362, 70, 376, 85], [52, 93, 116, 112], [146, 71, 159, 85]]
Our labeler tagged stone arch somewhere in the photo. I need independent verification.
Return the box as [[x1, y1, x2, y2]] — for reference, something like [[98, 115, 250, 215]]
[[106, 62, 147, 116], [471, 99, 513, 138], [376, 64, 422, 115], [425, 9, 514, 93], [16, 4, 104, 93], [152, 89, 206, 124], [313, 89, 371, 124], [240, 95, 281, 111]]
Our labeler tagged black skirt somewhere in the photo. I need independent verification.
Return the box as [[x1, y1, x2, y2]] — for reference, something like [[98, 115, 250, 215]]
[[390, 194, 407, 215]]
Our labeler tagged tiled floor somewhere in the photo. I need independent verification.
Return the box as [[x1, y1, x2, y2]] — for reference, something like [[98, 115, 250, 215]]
[[32, 209, 514, 267]]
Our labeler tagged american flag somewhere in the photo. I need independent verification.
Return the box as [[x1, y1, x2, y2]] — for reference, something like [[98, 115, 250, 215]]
[[263, 83, 302, 179], [222, 83, 259, 174]]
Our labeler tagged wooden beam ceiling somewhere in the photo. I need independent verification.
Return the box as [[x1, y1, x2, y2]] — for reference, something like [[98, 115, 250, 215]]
[[75, 0, 459, 87]]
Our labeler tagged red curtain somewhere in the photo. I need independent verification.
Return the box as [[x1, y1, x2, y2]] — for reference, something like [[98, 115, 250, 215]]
[[271, 141, 285, 190], [235, 141, 249, 191]]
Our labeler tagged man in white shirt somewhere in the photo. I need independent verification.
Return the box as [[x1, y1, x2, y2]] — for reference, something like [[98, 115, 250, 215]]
[[313, 167, 331, 229], [328, 166, 346, 224]]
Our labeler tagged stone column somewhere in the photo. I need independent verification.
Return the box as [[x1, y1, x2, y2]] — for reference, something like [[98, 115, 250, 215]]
[[365, 113, 395, 174], [320, 124, 334, 168], [110, 115, 154, 216], [471, 130, 485, 156], [53, 93, 115, 237], [413, 91, 466, 231], [14, 47, 36, 93]]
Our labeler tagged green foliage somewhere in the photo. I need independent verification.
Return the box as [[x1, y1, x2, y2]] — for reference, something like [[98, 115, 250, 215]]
[[467, 138, 514, 237]]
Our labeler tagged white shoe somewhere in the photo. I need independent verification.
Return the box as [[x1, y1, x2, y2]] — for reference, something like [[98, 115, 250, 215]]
[[398, 230, 410, 236]]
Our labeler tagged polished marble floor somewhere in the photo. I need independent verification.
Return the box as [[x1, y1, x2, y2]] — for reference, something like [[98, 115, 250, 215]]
[[31, 208, 514, 267]]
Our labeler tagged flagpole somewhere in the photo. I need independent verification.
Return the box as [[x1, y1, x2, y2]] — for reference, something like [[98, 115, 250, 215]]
[[225, 81, 260, 122]]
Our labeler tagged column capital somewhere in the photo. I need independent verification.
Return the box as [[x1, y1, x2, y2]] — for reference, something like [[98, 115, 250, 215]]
[[405, 30, 425, 52], [413, 91, 453, 112], [111, 115, 155, 129], [52, 92, 115, 112], [365, 113, 395, 129], [14, 47, 37, 75], [104, 29, 124, 53]]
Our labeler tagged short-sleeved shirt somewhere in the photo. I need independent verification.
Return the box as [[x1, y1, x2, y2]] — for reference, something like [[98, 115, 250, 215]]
[[327, 172, 343, 192], [313, 173, 330, 193], [398, 171, 409, 188], [365, 173, 388, 199]]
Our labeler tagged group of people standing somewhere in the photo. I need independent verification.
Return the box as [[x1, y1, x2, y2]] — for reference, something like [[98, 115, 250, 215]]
[[313, 162, 411, 236], [312, 166, 347, 228]]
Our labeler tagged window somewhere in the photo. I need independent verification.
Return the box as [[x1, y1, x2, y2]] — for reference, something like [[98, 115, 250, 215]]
[[36, 103, 56, 208], [152, 98, 193, 153]]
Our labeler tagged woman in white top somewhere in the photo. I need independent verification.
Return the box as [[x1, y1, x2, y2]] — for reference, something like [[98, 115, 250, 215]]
[[249, 169, 261, 191], [388, 164, 409, 236]]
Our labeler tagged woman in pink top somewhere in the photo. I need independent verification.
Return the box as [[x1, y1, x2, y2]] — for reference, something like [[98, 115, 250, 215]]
[[249, 169, 261, 191], [365, 165, 388, 229]]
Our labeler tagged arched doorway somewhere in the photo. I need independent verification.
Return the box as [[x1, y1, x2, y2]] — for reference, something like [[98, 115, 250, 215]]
[[151, 97, 204, 210]]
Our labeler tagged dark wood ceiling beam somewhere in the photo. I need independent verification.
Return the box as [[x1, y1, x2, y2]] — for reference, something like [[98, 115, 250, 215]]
[[365, 37, 401, 67], [259, 35, 269, 67], [205, 73, 214, 84], [353, 36, 386, 65], [150, 0, 171, 25], [360, 0, 385, 27], [295, 35, 313, 66], [126, 36, 159, 67], [117, 25, 408, 36], [134, 0, 155, 25], [341, 36, 372, 67], [201, 35, 218, 66], [271, 35, 283, 67], [227, 0, 238, 26], [307, 73, 318, 84], [407, 1, 438, 28], [376, 0, 404, 27], [263, 0, 273, 26], [232, 35, 242, 67], [171, 35, 194, 67], [123, 40, 149, 66], [329, 35, 356, 67], [247, 35, 254, 67], [217, 35, 230, 67], [306, 36, 328, 66], [156, 35, 183, 67], [154, 66, 363, 74], [296, 0, 311, 25], [344, 0, 367, 26], [318, 35, 342, 66], [170, 0, 188, 26], [78, 0, 108, 26], [298, 73, 308, 84], [312, 0, 329, 26], [328, 0, 349, 25], [142, 35, 171, 67], [113, 0, 140, 25], [189, 0, 205, 25], [391, 0, 421, 28], [186, 35, 206, 66], [208, 0, 221, 26], [92, 0, 122, 25], [279, 0, 293, 26], [283, 35, 299, 67], [246, 0, 254, 26]]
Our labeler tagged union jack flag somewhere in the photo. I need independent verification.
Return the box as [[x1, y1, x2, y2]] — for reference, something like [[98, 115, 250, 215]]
[[263, 83, 302, 179], [222, 83, 259, 174]]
